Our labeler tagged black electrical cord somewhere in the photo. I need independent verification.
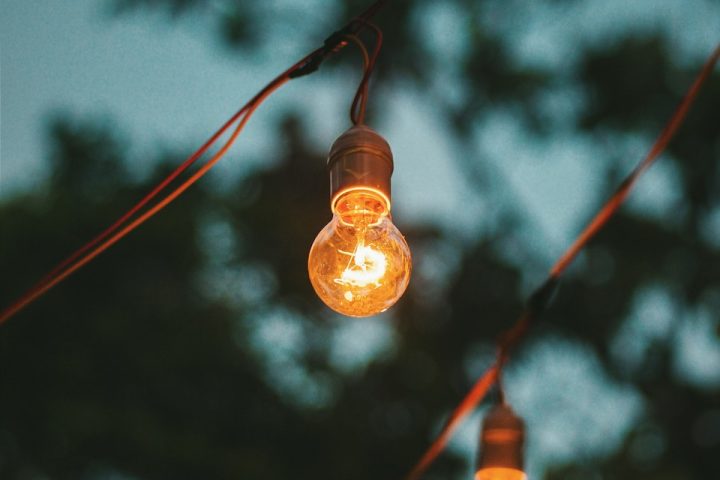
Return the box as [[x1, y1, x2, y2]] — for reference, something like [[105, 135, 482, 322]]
[[349, 19, 383, 125], [342, 34, 372, 124], [0, 0, 393, 326], [404, 43, 720, 480]]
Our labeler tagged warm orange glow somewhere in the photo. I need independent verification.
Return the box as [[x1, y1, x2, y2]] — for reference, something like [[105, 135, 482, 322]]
[[475, 467, 527, 480], [336, 243, 387, 289], [308, 189, 411, 317], [331, 185, 392, 217]]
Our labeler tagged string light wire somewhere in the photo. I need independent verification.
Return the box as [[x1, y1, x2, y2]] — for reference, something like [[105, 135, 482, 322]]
[[1, 2, 716, 476], [0, 1, 391, 325], [349, 20, 384, 125], [404, 43, 720, 480], [0, 74, 289, 325], [342, 33, 372, 124]]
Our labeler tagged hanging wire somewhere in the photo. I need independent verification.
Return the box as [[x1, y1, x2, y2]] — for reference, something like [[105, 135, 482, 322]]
[[0, 1, 716, 477], [342, 34, 371, 124], [404, 43, 720, 480], [0, 0, 392, 326], [0, 71, 292, 325], [349, 19, 384, 125]]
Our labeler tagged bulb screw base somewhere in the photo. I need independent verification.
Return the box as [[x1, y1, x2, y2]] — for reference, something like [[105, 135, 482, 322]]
[[327, 125, 394, 212], [477, 403, 525, 472]]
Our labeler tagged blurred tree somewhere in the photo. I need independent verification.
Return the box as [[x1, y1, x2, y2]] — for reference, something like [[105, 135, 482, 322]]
[[1, 1, 719, 479]]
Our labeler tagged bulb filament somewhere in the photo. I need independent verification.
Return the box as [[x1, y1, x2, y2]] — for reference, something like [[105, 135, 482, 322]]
[[335, 242, 387, 290]]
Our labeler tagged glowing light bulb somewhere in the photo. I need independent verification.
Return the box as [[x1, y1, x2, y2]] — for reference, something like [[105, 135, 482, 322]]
[[308, 125, 412, 317], [476, 404, 527, 480], [309, 189, 411, 317]]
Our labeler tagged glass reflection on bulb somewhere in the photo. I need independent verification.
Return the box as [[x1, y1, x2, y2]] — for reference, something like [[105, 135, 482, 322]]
[[308, 189, 411, 317]]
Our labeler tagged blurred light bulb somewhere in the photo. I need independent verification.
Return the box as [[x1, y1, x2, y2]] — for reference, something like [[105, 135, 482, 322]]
[[475, 467, 527, 480], [308, 125, 411, 317], [476, 404, 527, 480]]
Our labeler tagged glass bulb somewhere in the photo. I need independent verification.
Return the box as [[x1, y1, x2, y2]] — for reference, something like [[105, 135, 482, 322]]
[[475, 467, 527, 480], [308, 189, 411, 317]]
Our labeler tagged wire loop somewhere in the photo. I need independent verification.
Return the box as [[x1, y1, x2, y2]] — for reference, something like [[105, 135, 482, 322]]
[[348, 19, 383, 125], [0, 1, 392, 325]]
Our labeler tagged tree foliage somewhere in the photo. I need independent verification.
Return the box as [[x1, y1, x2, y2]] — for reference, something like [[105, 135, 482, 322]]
[[1, 1, 719, 479]]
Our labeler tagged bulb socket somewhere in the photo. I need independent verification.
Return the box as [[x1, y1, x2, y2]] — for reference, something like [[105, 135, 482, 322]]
[[327, 125, 394, 213], [477, 404, 525, 472]]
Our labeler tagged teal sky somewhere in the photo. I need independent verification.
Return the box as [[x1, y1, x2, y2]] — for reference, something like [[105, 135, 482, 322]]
[[1, 0, 718, 247]]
